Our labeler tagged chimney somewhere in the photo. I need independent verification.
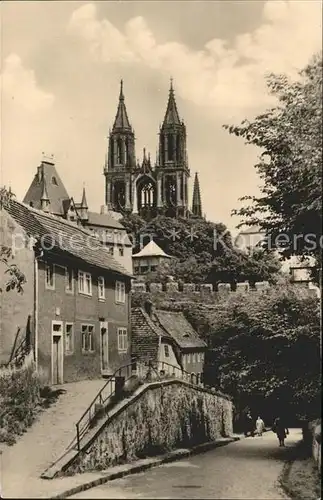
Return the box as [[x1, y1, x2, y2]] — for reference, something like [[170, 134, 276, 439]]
[[144, 299, 154, 317]]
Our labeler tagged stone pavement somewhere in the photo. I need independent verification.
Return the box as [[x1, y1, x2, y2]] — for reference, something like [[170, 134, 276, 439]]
[[69, 429, 303, 500], [0, 379, 104, 499]]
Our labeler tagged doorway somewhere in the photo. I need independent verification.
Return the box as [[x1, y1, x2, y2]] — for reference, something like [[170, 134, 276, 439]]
[[100, 321, 109, 371], [51, 321, 63, 385]]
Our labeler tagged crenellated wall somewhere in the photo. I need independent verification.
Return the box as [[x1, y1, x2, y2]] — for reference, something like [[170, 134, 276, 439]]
[[131, 280, 318, 302]]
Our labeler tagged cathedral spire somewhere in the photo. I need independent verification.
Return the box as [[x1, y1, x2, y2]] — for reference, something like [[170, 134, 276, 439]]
[[192, 172, 202, 218], [113, 80, 132, 131], [162, 78, 181, 127]]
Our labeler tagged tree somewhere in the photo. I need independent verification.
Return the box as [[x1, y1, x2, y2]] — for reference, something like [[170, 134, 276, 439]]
[[122, 213, 281, 284], [204, 283, 320, 423], [0, 187, 26, 294], [225, 53, 322, 281]]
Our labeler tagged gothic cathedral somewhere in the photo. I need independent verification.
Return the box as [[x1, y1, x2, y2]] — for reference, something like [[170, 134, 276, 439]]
[[104, 80, 203, 220]]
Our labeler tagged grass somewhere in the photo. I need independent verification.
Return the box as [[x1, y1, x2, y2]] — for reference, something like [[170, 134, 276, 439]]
[[0, 364, 65, 446], [280, 441, 321, 500]]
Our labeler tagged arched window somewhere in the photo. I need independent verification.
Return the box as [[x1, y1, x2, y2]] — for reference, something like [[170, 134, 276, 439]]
[[165, 176, 176, 206], [125, 139, 128, 165], [114, 181, 126, 209], [117, 138, 123, 164], [137, 177, 156, 214], [176, 134, 181, 162], [140, 182, 154, 208], [168, 134, 174, 161]]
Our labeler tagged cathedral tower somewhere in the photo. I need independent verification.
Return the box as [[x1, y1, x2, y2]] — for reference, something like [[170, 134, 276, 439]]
[[104, 80, 136, 213], [103, 80, 199, 221], [157, 80, 190, 218]]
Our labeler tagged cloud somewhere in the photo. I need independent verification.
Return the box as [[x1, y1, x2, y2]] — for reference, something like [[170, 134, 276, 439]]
[[1, 53, 54, 112], [68, 1, 322, 119], [1, 54, 56, 192]]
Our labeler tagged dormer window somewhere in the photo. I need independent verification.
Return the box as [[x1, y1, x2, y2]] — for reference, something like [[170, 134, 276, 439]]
[[51, 176, 58, 185]]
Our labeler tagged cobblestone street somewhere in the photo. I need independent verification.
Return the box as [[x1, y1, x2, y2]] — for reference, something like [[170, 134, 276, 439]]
[[70, 429, 302, 499]]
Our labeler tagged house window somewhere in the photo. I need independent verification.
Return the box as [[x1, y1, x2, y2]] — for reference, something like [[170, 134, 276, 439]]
[[115, 280, 126, 303], [117, 328, 128, 352], [51, 176, 58, 185], [140, 266, 149, 274], [78, 271, 92, 295], [150, 265, 157, 272], [45, 263, 55, 289], [65, 323, 74, 353], [65, 268, 74, 293], [98, 276, 105, 300], [164, 344, 170, 358], [118, 247, 124, 257], [82, 324, 94, 352], [108, 246, 114, 256]]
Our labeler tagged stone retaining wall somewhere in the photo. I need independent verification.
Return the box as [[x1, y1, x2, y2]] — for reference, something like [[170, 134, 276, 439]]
[[64, 379, 233, 476]]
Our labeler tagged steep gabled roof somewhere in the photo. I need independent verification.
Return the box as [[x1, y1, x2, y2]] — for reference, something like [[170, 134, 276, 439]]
[[112, 80, 132, 131], [5, 199, 132, 278], [23, 160, 70, 216], [154, 310, 206, 350], [162, 80, 181, 127], [132, 240, 172, 259]]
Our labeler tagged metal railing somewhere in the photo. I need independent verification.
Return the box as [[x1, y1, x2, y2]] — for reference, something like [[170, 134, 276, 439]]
[[74, 360, 203, 452], [156, 361, 203, 386], [75, 362, 137, 450]]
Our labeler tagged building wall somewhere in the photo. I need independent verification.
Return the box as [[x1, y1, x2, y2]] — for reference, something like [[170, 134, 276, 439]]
[[0, 211, 35, 365], [85, 224, 133, 275], [158, 339, 181, 371], [37, 256, 131, 384], [133, 256, 167, 275]]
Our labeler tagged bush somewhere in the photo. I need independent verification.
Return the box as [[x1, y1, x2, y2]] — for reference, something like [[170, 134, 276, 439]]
[[0, 362, 63, 445]]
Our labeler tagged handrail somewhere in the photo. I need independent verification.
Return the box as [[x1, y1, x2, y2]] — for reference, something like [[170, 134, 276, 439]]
[[156, 361, 202, 386], [75, 362, 134, 450], [74, 360, 204, 452]]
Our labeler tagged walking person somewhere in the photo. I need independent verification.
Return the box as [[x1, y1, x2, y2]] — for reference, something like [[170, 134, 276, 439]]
[[273, 416, 289, 447], [244, 411, 255, 437], [256, 416, 265, 436]]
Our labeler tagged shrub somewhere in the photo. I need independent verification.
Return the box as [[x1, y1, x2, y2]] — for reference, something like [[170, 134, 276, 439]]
[[0, 362, 63, 445]]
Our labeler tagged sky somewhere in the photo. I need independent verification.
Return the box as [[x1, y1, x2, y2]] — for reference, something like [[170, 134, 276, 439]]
[[1, 0, 322, 233]]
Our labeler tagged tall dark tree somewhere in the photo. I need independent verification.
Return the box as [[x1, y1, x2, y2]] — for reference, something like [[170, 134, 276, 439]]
[[203, 283, 320, 423], [225, 53, 322, 281]]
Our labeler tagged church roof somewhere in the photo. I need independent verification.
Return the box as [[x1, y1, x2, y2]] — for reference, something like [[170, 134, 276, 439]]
[[112, 80, 132, 131], [132, 240, 172, 259], [162, 80, 181, 127], [23, 160, 70, 216]]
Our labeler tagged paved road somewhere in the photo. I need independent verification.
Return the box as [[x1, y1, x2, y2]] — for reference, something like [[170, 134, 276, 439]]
[[70, 429, 302, 499]]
